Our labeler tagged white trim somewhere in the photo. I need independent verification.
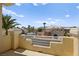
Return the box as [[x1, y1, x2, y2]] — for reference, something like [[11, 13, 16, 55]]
[[33, 45, 50, 48]]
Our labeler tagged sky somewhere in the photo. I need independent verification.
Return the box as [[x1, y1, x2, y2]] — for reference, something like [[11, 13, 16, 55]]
[[2, 3, 79, 28]]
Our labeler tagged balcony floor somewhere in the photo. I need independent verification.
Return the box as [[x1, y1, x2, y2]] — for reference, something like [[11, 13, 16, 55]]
[[0, 49, 53, 56]]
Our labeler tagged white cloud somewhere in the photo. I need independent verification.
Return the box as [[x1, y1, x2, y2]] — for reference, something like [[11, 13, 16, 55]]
[[34, 18, 64, 26], [42, 3, 48, 5], [32, 3, 48, 6], [76, 5, 79, 9], [18, 15, 24, 18], [15, 3, 21, 6], [47, 18, 63, 22], [32, 3, 38, 6], [47, 18, 52, 20], [53, 19, 62, 22], [2, 7, 24, 18], [65, 14, 70, 18], [50, 21, 56, 24]]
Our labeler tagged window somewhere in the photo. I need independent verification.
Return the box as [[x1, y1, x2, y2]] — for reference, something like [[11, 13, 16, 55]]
[[53, 34, 58, 39]]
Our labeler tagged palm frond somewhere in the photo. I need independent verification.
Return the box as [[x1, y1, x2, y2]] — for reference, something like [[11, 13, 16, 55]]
[[2, 14, 20, 35]]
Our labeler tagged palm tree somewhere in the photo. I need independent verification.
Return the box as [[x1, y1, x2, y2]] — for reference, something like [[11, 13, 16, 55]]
[[2, 15, 19, 35], [43, 22, 46, 30], [0, 3, 14, 34]]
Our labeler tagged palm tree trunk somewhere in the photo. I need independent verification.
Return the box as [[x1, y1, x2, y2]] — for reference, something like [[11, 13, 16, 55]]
[[5, 29, 8, 35], [44, 25, 45, 30]]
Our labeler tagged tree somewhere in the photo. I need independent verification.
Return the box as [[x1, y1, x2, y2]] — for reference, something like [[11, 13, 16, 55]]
[[43, 22, 46, 30], [64, 29, 70, 36], [37, 27, 43, 32], [0, 4, 14, 35], [2, 15, 19, 35], [27, 25, 35, 33], [27, 25, 31, 32], [31, 26, 35, 32]]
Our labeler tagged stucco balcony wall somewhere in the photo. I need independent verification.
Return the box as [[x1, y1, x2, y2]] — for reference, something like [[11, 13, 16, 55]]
[[19, 36, 78, 56], [0, 28, 78, 56], [0, 30, 21, 53], [0, 32, 11, 53]]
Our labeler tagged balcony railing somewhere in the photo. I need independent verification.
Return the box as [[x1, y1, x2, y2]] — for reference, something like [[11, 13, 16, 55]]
[[24, 35, 63, 47]]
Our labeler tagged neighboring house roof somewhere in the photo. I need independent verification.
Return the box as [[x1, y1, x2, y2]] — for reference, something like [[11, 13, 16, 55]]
[[46, 25, 63, 29]]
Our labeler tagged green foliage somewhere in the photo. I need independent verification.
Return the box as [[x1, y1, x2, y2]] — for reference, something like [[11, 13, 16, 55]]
[[27, 25, 31, 32], [37, 27, 43, 32], [2, 15, 19, 35], [64, 32, 70, 36], [27, 25, 35, 33], [64, 29, 70, 36], [4, 3, 14, 6]]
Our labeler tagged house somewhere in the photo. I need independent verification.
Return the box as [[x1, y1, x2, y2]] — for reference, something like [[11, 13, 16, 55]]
[[37, 25, 71, 37]]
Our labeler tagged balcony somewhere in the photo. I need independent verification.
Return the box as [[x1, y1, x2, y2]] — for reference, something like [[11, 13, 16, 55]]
[[0, 30, 78, 56]]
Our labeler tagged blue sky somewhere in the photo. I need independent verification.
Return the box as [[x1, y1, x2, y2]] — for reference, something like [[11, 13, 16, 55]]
[[2, 3, 79, 27]]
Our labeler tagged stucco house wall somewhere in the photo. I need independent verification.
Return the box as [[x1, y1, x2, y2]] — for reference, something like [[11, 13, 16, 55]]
[[0, 4, 2, 39]]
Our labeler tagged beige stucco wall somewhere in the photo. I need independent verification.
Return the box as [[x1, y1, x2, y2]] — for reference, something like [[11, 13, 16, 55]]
[[0, 29, 21, 53], [19, 36, 78, 56], [10, 29, 21, 49], [63, 37, 73, 55], [70, 28, 79, 37], [0, 4, 2, 33], [0, 4, 11, 53], [0, 32, 11, 53], [13, 30, 21, 49], [0, 27, 78, 56], [70, 28, 79, 55], [0, 4, 2, 40]]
